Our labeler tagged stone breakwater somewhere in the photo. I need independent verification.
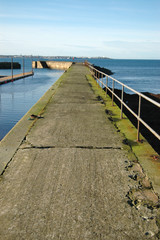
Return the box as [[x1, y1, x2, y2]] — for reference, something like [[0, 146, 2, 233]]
[[32, 61, 73, 70]]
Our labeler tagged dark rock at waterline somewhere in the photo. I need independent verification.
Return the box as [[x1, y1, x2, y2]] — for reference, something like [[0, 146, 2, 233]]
[[0, 62, 21, 69], [103, 87, 160, 154], [93, 65, 114, 76]]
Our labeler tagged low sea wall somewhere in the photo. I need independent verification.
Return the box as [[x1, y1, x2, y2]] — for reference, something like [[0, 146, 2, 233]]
[[0, 62, 21, 69], [32, 61, 73, 70]]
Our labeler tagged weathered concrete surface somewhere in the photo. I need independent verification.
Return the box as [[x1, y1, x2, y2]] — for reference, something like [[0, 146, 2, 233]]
[[0, 64, 159, 239]]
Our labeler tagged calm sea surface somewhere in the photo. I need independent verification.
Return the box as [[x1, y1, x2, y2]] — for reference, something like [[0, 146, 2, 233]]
[[88, 59, 160, 94], [0, 57, 160, 140], [0, 57, 64, 140]]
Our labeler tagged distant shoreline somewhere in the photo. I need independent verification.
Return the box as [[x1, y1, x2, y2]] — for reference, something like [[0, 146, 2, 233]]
[[0, 55, 160, 60]]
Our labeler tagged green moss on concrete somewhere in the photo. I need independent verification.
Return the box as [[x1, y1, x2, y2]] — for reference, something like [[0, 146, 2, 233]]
[[86, 73, 160, 196]]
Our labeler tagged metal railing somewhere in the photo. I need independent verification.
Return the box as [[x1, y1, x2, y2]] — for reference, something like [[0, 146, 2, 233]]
[[86, 62, 160, 142], [0, 56, 34, 80]]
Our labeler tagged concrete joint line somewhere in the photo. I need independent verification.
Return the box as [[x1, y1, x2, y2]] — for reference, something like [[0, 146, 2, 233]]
[[75, 146, 122, 150], [21, 145, 122, 150]]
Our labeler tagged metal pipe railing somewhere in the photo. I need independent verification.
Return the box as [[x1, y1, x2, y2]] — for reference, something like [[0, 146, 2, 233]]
[[86, 61, 160, 142]]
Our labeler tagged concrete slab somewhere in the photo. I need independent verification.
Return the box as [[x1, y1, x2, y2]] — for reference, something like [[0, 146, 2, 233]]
[[26, 103, 123, 148], [0, 148, 158, 239]]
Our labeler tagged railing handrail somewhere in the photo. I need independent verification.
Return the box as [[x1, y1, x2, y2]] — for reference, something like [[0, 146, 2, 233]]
[[88, 63, 160, 108], [86, 61, 160, 142]]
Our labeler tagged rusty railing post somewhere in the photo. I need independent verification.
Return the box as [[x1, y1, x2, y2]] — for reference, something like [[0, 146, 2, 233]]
[[11, 57, 13, 81], [98, 71, 99, 86], [137, 95, 141, 141], [106, 76, 108, 95], [31, 55, 33, 73], [23, 56, 25, 76], [101, 73, 103, 88], [112, 79, 114, 106], [121, 85, 124, 119], [96, 71, 97, 84]]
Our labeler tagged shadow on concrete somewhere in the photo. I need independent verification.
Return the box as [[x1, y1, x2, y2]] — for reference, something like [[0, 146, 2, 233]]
[[40, 61, 50, 68]]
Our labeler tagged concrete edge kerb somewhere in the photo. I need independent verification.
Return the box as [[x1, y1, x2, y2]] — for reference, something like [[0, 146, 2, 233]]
[[0, 70, 67, 175]]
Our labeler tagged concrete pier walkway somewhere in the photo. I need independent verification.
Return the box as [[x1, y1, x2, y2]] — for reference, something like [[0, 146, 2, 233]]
[[0, 71, 33, 84], [0, 64, 159, 239]]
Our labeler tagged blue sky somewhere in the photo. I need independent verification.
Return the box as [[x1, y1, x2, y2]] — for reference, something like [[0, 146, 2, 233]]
[[0, 0, 160, 58]]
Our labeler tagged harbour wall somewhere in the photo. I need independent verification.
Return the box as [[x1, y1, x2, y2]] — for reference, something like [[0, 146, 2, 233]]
[[32, 61, 73, 70], [0, 62, 21, 69]]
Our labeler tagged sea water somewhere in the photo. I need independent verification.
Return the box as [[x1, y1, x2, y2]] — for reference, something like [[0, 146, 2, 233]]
[[88, 59, 160, 94], [0, 57, 64, 140]]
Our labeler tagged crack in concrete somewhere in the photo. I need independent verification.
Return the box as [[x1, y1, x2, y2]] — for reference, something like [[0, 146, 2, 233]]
[[75, 146, 122, 150], [22, 145, 55, 149], [20, 145, 122, 150]]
